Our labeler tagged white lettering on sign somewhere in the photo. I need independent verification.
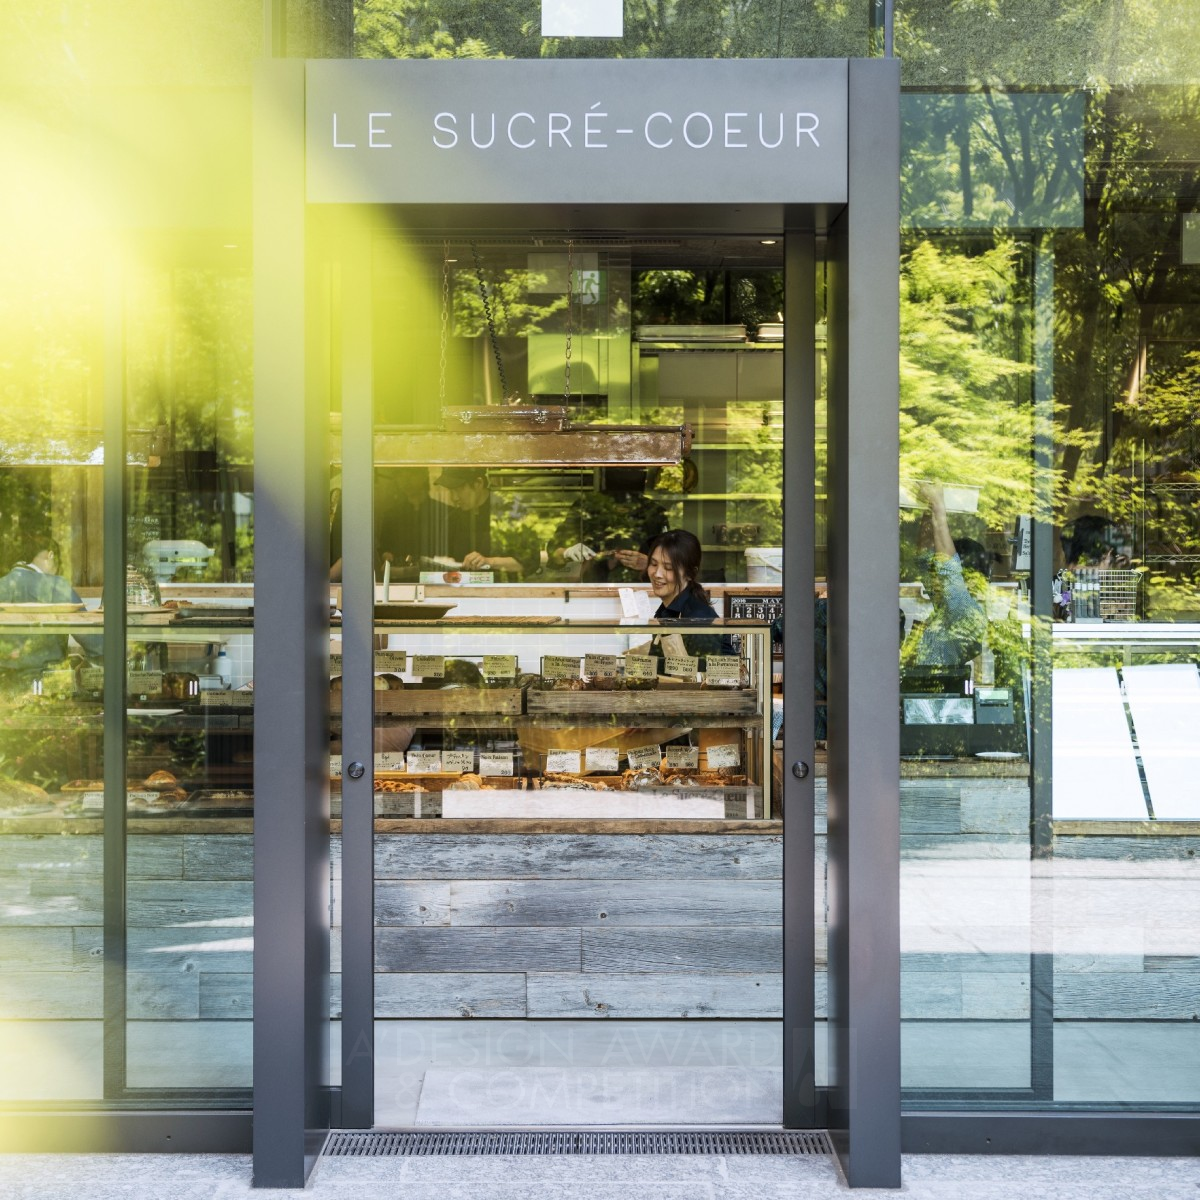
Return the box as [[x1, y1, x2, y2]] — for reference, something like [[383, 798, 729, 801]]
[[368, 112, 392, 147], [424, 109, 821, 153]]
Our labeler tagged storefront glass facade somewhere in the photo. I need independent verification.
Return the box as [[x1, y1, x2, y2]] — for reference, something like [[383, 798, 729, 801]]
[[0, 0, 1197, 1165]]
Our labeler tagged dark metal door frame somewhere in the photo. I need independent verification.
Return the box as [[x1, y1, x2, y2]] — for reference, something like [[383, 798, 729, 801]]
[[252, 57, 902, 1190]]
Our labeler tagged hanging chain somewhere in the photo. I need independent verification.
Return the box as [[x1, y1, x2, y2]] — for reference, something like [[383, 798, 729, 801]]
[[471, 241, 510, 401], [563, 238, 574, 405], [438, 240, 450, 408]]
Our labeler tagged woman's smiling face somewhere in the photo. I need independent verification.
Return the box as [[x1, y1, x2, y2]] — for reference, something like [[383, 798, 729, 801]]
[[647, 547, 684, 605]]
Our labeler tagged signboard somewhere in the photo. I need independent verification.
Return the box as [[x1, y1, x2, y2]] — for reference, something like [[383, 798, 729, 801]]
[[306, 59, 849, 205]]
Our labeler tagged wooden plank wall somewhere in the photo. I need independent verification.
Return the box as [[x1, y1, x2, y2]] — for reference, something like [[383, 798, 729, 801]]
[[361, 833, 786, 1019], [3, 781, 1198, 1044]]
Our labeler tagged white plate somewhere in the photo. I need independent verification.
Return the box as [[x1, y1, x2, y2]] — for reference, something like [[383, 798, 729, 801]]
[[974, 750, 1023, 760], [127, 708, 184, 718]]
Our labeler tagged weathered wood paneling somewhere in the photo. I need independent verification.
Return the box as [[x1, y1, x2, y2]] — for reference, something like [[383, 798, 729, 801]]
[[121, 927, 254, 974], [199, 972, 254, 1019], [375, 973, 527, 1018], [1054, 836, 1200, 862], [899, 782, 962, 835], [127, 970, 199, 1020], [126, 880, 252, 928], [0, 927, 77, 968], [961, 973, 1030, 1020], [448, 880, 781, 928], [127, 838, 185, 880], [375, 927, 581, 973], [0, 970, 101, 1018], [374, 834, 782, 881], [0, 835, 101, 874], [900, 973, 961, 1019], [582, 927, 781, 974], [372, 881, 452, 927], [0, 881, 101, 925], [182, 835, 253, 881], [1055, 973, 1200, 1019], [960, 781, 1030, 835], [526, 971, 781, 1019]]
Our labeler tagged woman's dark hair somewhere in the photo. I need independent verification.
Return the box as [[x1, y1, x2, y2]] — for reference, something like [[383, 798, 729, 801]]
[[645, 529, 709, 605]]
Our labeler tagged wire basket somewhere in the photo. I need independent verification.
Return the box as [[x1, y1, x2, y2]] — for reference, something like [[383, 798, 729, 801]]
[[1070, 568, 1142, 621]]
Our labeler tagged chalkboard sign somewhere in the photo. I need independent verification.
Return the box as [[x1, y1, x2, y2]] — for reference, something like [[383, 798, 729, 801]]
[[725, 594, 784, 654]]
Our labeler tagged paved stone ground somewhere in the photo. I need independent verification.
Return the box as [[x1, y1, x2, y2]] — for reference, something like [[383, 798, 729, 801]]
[[0, 1152, 1198, 1199]]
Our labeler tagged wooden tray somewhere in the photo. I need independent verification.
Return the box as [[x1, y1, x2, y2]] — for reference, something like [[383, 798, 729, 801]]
[[0, 602, 84, 613], [333, 687, 524, 715], [526, 688, 758, 716]]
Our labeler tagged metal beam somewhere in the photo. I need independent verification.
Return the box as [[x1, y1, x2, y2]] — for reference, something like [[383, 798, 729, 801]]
[[782, 229, 818, 1128], [252, 57, 331, 1188], [824, 57, 901, 1188]]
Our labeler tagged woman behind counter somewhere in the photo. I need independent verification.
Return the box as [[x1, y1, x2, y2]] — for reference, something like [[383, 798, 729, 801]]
[[639, 529, 733, 661]]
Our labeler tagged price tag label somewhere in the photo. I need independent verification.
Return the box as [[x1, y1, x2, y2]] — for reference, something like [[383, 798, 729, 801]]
[[546, 750, 582, 775], [482, 655, 517, 680], [407, 750, 443, 774], [375, 650, 408, 672], [374, 751, 405, 771], [42, 669, 75, 696], [623, 654, 658, 681], [704, 655, 741, 686], [666, 745, 700, 769], [126, 791, 159, 805], [330, 754, 343, 778], [584, 653, 620, 678], [127, 670, 163, 694], [664, 655, 699, 678], [329, 654, 342, 673], [412, 655, 445, 678], [479, 752, 514, 777], [706, 743, 742, 769], [202, 690, 253, 708], [80, 666, 105, 691], [584, 746, 620, 772], [443, 750, 475, 774], [82, 791, 105, 811], [541, 655, 581, 681], [626, 744, 662, 769]]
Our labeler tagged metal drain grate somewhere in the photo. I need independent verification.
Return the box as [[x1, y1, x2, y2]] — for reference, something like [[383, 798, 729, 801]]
[[325, 1130, 832, 1158]]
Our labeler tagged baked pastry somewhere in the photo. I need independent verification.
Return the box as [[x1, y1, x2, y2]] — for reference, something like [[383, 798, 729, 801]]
[[144, 769, 179, 790]]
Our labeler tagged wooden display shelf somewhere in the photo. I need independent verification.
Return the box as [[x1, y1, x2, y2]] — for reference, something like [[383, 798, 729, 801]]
[[331, 687, 524, 715], [526, 688, 758, 716]]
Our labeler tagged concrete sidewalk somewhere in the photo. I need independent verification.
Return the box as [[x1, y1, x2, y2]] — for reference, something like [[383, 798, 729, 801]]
[[0, 1151, 1197, 1199]]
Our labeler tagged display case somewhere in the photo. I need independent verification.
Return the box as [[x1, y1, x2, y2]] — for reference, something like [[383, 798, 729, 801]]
[[0, 604, 256, 826], [329, 617, 775, 822]]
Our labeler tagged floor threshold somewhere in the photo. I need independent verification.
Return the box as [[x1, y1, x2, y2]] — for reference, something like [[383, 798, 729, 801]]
[[324, 1129, 832, 1157]]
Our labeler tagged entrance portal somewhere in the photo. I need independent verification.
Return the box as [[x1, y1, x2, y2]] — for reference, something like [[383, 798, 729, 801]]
[[251, 56, 899, 1188]]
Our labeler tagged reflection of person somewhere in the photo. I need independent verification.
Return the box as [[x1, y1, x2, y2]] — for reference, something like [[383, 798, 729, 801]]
[[904, 483, 986, 668], [375, 469, 438, 578], [548, 470, 668, 583], [0, 535, 100, 685], [435, 468, 523, 576]]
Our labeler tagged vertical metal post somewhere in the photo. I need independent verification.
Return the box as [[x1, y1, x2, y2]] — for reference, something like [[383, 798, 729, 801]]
[[339, 218, 376, 1126], [825, 58, 901, 1187], [1029, 235, 1056, 1099], [252, 58, 331, 1188], [101, 261, 128, 1100], [782, 229, 817, 1128]]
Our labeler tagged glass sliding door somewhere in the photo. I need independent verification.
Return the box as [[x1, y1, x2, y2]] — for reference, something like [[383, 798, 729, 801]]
[[332, 223, 818, 1128]]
